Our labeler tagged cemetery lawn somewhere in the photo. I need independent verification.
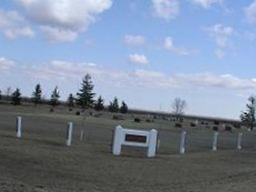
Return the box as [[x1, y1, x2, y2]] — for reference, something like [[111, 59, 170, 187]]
[[0, 104, 256, 192]]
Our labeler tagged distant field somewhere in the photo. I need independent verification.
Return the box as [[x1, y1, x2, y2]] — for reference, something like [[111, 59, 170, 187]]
[[0, 104, 256, 192]]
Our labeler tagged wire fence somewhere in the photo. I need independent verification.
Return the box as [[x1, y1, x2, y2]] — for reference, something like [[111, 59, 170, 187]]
[[1, 114, 256, 155]]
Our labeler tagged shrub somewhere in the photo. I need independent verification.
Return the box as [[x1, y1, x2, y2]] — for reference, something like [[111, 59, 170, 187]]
[[94, 113, 103, 118], [113, 115, 124, 120], [213, 126, 218, 131], [214, 121, 220, 125], [190, 122, 196, 127], [134, 118, 141, 123], [76, 111, 80, 116], [175, 123, 182, 128], [146, 119, 154, 123], [49, 108, 54, 112], [225, 126, 232, 132]]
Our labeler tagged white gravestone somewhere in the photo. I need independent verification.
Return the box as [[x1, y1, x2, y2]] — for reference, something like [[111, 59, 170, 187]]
[[66, 122, 73, 146], [112, 125, 158, 158], [16, 116, 22, 138]]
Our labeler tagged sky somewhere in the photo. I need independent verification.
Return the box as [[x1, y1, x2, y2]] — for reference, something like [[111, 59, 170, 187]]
[[1, 0, 256, 119]]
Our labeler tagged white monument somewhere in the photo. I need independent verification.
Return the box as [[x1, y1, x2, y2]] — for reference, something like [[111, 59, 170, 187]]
[[112, 125, 158, 158]]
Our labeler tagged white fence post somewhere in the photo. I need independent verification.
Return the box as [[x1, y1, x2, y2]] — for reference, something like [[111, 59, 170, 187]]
[[212, 131, 219, 151], [66, 122, 73, 146], [179, 130, 186, 154], [16, 116, 22, 138], [147, 129, 158, 157], [112, 125, 123, 156], [237, 132, 243, 150], [80, 130, 84, 141]]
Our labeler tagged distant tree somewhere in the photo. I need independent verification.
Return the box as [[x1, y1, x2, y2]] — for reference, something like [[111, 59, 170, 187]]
[[120, 101, 128, 114], [6, 87, 12, 100], [0, 90, 2, 100], [240, 96, 256, 131], [12, 88, 22, 105], [94, 95, 104, 111], [76, 74, 95, 109], [32, 84, 42, 106], [50, 86, 60, 110], [67, 93, 75, 111], [108, 97, 119, 113], [172, 97, 187, 121]]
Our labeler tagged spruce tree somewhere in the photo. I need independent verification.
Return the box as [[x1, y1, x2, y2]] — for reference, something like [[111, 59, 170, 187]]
[[12, 88, 22, 105], [50, 86, 60, 109], [67, 93, 75, 110], [108, 97, 119, 113], [76, 74, 95, 109], [120, 101, 128, 114], [241, 96, 256, 130], [94, 95, 104, 111], [32, 84, 42, 106]]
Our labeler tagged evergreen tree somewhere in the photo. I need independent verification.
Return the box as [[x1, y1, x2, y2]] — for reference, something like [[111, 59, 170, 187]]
[[67, 93, 75, 110], [12, 88, 22, 105], [241, 96, 256, 130], [50, 86, 60, 109], [32, 84, 42, 106], [94, 95, 104, 111], [108, 97, 119, 113], [120, 101, 128, 114], [76, 74, 95, 109], [0, 90, 2, 100]]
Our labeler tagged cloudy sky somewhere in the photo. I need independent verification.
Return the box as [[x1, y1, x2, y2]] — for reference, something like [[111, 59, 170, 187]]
[[1, 0, 256, 119]]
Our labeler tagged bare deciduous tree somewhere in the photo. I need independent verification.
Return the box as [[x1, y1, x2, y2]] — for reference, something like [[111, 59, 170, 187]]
[[172, 97, 187, 121]]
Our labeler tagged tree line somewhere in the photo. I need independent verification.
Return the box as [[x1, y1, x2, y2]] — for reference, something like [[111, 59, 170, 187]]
[[0, 74, 128, 114]]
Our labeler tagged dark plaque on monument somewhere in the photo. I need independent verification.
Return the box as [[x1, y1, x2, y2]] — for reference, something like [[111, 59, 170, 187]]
[[125, 134, 147, 143]]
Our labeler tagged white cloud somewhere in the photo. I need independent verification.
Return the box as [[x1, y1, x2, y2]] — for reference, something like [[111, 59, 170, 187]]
[[164, 37, 195, 56], [0, 57, 15, 71], [205, 24, 233, 58], [245, 0, 256, 25], [190, 0, 222, 8], [0, 9, 34, 39], [124, 35, 145, 46], [17, 0, 112, 42], [152, 0, 179, 21], [24, 60, 256, 91], [129, 54, 149, 65]]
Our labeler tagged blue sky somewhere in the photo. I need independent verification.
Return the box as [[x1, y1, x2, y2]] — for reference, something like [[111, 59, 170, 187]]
[[1, 0, 256, 119]]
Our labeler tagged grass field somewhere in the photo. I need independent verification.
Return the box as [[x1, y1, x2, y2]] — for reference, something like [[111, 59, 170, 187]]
[[1, 104, 256, 192]]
